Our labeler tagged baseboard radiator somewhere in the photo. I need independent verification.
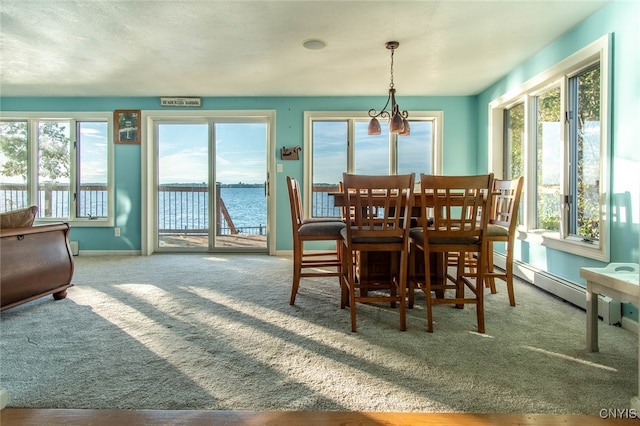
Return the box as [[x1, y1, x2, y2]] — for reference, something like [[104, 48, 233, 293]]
[[493, 253, 622, 326]]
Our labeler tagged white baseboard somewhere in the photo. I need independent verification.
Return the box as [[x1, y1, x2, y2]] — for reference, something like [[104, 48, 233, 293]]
[[69, 240, 79, 256], [77, 250, 141, 256], [0, 389, 8, 410], [494, 253, 621, 325], [621, 316, 639, 335]]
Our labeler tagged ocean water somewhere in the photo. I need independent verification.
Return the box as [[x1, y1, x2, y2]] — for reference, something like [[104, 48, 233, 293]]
[[158, 187, 267, 232], [218, 187, 267, 228]]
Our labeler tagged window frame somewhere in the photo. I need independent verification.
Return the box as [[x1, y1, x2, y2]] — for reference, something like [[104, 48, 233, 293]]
[[0, 111, 115, 227], [303, 111, 443, 218], [488, 34, 611, 261]]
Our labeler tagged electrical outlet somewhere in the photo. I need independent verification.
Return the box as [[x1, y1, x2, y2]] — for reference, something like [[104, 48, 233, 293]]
[[114, 227, 120, 237]]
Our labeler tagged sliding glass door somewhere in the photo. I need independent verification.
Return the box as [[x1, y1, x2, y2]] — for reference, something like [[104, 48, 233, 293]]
[[154, 118, 268, 252]]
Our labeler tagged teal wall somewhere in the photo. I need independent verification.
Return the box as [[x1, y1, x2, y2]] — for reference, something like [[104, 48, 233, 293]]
[[0, 96, 477, 252], [475, 1, 640, 317]]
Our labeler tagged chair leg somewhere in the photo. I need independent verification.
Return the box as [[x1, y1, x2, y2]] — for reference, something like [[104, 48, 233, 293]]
[[485, 242, 497, 294], [398, 251, 407, 331], [340, 242, 349, 309], [345, 247, 358, 332], [476, 251, 486, 333], [423, 250, 434, 333], [425, 278, 434, 333], [289, 241, 303, 305], [455, 254, 465, 309], [349, 279, 357, 333], [476, 290, 485, 333], [505, 244, 516, 306], [336, 240, 346, 306], [408, 247, 416, 309]]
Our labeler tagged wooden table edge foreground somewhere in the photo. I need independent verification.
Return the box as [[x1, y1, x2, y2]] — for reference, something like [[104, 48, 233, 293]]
[[2, 409, 639, 425]]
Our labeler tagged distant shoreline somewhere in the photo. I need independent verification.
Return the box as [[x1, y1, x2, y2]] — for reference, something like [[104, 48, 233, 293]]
[[158, 183, 265, 188]]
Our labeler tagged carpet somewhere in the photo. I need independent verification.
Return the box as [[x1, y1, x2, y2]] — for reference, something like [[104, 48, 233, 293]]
[[0, 254, 637, 414]]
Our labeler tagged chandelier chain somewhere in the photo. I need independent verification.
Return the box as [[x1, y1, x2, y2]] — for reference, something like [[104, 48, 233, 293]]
[[389, 48, 395, 89]]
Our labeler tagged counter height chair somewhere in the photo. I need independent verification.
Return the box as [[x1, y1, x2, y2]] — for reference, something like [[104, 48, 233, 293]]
[[409, 173, 494, 333], [286, 176, 346, 305], [340, 173, 415, 332], [483, 176, 524, 306]]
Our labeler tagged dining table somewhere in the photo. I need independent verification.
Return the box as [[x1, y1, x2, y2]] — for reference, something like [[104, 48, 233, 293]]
[[329, 190, 446, 292]]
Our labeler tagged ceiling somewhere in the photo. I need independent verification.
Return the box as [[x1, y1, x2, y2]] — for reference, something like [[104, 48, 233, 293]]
[[0, 0, 610, 98]]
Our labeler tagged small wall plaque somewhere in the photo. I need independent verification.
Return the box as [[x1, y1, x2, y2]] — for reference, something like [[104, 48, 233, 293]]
[[114, 110, 140, 144], [280, 146, 301, 160]]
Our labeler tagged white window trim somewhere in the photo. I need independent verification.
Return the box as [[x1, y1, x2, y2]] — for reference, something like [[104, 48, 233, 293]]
[[488, 34, 611, 261], [303, 110, 443, 218], [0, 111, 115, 227]]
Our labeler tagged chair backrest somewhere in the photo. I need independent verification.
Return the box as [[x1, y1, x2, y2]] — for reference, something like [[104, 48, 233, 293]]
[[490, 176, 524, 234], [286, 176, 304, 231], [419, 174, 494, 241], [341, 173, 415, 244]]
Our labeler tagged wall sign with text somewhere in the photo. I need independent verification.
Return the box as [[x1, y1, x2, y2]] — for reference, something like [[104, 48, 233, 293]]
[[160, 97, 202, 107]]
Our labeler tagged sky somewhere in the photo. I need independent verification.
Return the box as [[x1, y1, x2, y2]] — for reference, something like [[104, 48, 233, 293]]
[[311, 120, 433, 185], [158, 122, 267, 185]]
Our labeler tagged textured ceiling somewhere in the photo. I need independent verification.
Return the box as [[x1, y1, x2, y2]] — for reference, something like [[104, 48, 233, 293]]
[[0, 0, 610, 97]]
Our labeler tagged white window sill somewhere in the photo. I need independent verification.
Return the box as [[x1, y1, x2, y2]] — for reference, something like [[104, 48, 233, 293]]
[[519, 229, 608, 262], [35, 218, 114, 228]]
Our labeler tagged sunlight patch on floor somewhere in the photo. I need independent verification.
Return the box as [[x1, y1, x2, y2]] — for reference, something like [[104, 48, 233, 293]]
[[469, 331, 494, 338], [523, 345, 618, 372], [76, 284, 447, 411]]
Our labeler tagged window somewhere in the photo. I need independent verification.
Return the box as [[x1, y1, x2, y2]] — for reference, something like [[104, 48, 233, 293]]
[[568, 65, 601, 241], [490, 34, 610, 261], [503, 102, 525, 226], [0, 113, 113, 226], [304, 111, 443, 218], [535, 85, 562, 232]]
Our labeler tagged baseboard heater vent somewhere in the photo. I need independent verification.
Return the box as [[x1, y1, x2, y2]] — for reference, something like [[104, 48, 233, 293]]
[[493, 253, 621, 325]]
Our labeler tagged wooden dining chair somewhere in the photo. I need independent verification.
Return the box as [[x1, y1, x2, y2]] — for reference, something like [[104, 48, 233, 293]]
[[409, 173, 494, 333], [483, 176, 524, 306], [340, 173, 415, 332], [286, 176, 346, 305]]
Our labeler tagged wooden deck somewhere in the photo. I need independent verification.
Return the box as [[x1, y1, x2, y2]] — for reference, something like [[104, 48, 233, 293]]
[[3, 409, 638, 426], [159, 233, 267, 249]]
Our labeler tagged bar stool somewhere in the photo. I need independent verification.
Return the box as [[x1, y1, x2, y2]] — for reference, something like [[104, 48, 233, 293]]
[[286, 176, 345, 305], [340, 173, 415, 332], [484, 176, 524, 306], [409, 173, 494, 333]]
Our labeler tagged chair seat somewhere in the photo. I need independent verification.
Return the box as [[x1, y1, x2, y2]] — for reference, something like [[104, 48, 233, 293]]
[[486, 223, 508, 237], [298, 220, 345, 237], [303, 217, 344, 224], [340, 227, 404, 244], [409, 228, 481, 246]]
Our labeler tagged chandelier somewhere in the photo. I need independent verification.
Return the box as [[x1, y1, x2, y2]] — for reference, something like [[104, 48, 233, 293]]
[[367, 41, 410, 136]]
